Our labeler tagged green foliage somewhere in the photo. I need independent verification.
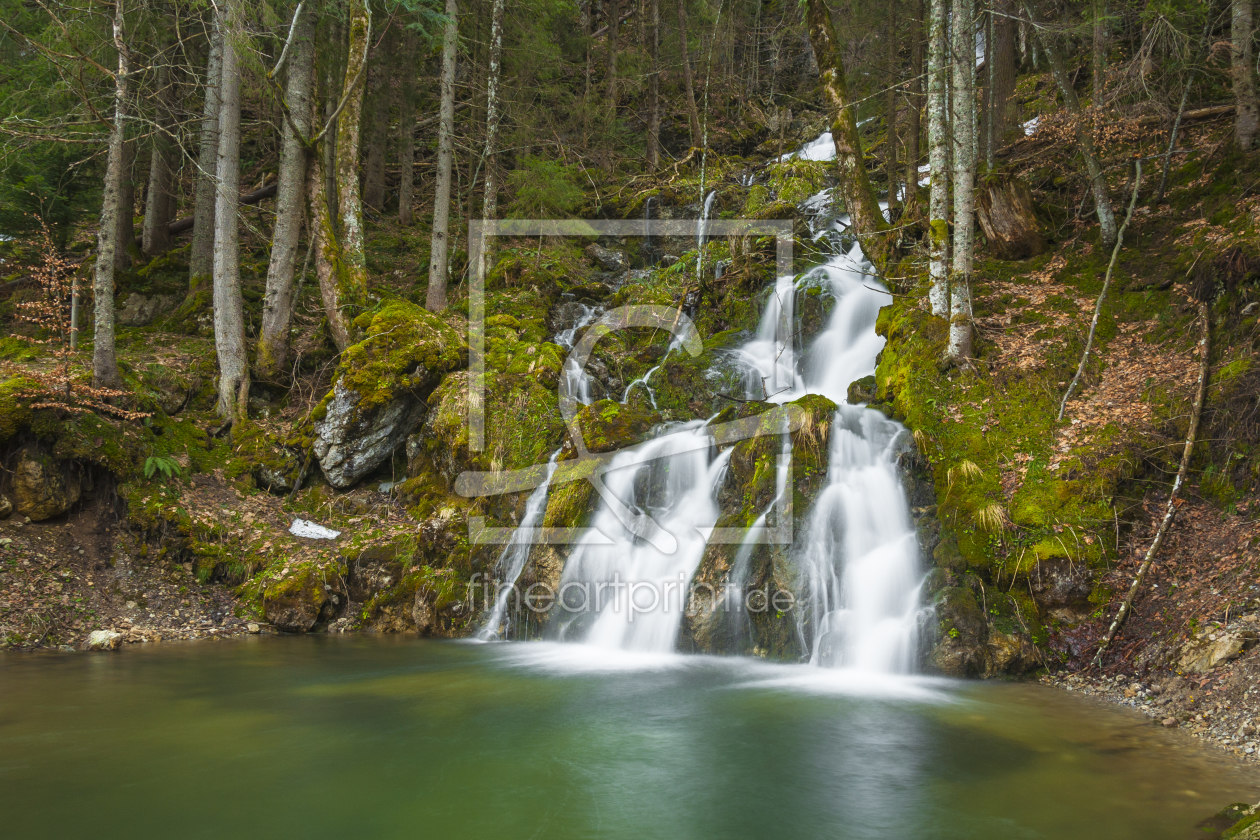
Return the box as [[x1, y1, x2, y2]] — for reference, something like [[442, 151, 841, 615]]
[[143, 455, 182, 481], [506, 156, 585, 218]]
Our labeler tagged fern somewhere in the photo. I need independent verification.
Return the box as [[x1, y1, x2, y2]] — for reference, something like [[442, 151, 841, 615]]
[[144, 455, 182, 481]]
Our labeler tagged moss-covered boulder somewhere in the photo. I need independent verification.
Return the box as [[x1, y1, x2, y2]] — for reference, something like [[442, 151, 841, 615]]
[[262, 558, 349, 632], [9, 443, 81, 521], [559, 399, 662, 459], [313, 302, 464, 488]]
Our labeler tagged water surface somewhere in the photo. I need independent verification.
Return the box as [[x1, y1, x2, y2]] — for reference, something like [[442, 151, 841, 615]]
[[1, 636, 1255, 839]]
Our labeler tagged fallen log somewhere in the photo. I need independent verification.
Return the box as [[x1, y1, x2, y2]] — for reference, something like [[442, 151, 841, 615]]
[[166, 182, 277, 236]]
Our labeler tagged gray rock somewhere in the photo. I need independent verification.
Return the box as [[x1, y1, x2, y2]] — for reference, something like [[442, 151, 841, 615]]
[[1178, 630, 1257, 673], [11, 444, 81, 521], [85, 630, 123, 651], [116, 292, 177, 326], [585, 243, 629, 273], [313, 382, 426, 488], [0, 494, 11, 520]]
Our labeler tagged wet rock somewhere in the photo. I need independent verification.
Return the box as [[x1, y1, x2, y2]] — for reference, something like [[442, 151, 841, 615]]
[[929, 587, 989, 677], [1027, 558, 1094, 622], [85, 630, 123, 650], [116, 292, 177, 326], [314, 382, 427, 488], [413, 590, 435, 634], [585, 243, 629, 273], [10, 444, 81, 521], [246, 623, 260, 634], [559, 399, 662, 459], [987, 629, 1039, 676], [346, 543, 403, 603], [847, 375, 877, 405], [0, 494, 10, 520], [1162, 717, 1179, 727]]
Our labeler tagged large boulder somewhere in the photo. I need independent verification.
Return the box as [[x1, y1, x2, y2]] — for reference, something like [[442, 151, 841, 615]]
[[85, 630, 123, 650], [116, 292, 177, 326], [263, 561, 349, 632], [313, 303, 464, 488], [1178, 629, 1257, 673], [10, 444, 81, 521]]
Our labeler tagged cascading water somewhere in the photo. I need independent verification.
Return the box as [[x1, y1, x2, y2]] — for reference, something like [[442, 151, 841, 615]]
[[485, 133, 924, 675]]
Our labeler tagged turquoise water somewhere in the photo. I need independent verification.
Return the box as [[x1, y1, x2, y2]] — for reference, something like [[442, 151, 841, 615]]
[[0, 636, 1255, 839]]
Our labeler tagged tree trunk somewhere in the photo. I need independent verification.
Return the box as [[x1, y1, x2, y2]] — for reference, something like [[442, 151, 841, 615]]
[[475, 0, 506, 283], [142, 54, 175, 256], [949, 0, 976, 362], [884, 0, 900, 214], [362, 29, 391, 211], [1233, 0, 1259, 148], [212, 4, 249, 422], [990, 0, 1017, 151], [398, 30, 417, 225], [1093, 0, 1108, 104], [257, 6, 315, 382], [93, 0, 129, 391], [804, 0, 894, 273], [607, 0, 621, 118], [427, 0, 459, 313], [902, 0, 924, 221], [1023, 0, 1117, 247], [976, 175, 1045, 259], [647, 0, 661, 170], [333, 0, 372, 325], [190, 19, 223, 290], [115, 135, 136, 271], [927, 0, 950, 316], [676, 0, 702, 147]]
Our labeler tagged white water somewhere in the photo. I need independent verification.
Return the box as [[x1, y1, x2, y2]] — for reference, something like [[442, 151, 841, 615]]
[[478, 451, 561, 641], [490, 133, 924, 675], [554, 422, 731, 652]]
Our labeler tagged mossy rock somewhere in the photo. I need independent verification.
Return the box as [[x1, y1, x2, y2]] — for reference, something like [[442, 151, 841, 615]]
[[260, 557, 349, 632], [560, 399, 662, 459]]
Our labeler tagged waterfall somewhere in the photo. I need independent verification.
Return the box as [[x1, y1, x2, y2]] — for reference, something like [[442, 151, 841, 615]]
[[478, 451, 561, 640], [553, 422, 731, 653]]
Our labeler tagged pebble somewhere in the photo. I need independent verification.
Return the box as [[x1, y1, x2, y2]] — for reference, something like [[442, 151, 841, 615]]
[[1163, 718, 1179, 728]]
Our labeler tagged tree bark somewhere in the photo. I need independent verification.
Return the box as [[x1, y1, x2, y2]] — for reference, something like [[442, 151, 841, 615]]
[[257, 6, 315, 382], [362, 28, 391, 211], [115, 135, 136, 271], [427, 0, 459, 313], [884, 0, 900, 214], [647, 0, 661, 170], [1093, 0, 1108, 104], [927, 0, 950, 316], [333, 0, 372, 326], [142, 53, 176, 256], [676, 0, 702, 147], [902, 0, 924, 221], [607, 0, 621, 118], [190, 19, 223, 289], [475, 0, 506, 283], [976, 175, 1045, 259], [990, 0, 1017, 152], [804, 0, 894, 273], [93, 0, 129, 391], [398, 30, 417, 225], [212, 5, 249, 422], [1233, 0, 1258, 148], [1023, 0, 1117, 247], [948, 0, 976, 362]]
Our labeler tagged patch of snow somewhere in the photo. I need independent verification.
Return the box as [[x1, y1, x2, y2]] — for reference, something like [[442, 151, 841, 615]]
[[289, 519, 341, 540]]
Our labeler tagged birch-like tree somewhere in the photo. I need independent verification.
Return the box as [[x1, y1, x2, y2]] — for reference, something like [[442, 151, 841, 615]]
[[926, 0, 950, 316], [948, 0, 976, 362], [1233, 0, 1258, 148], [189, 20, 223, 290], [212, 5, 249, 421], [257, 5, 316, 381], [92, 0, 129, 390], [427, 0, 459, 312]]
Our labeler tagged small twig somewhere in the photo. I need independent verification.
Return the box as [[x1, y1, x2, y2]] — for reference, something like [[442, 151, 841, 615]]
[[1093, 299, 1210, 666], [1058, 157, 1143, 422]]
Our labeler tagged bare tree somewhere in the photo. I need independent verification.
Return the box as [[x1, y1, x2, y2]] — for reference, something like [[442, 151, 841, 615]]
[[212, 5, 249, 421], [142, 45, 176, 256], [115, 135, 137, 271], [676, 0, 702, 147], [927, 0, 950, 317], [475, 0, 506, 283], [189, 18, 223, 290], [948, 0, 976, 362], [398, 29, 417, 226], [427, 0, 459, 312], [884, 0, 900, 215], [902, 0, 924, 221], [362, 28, 392, 211], [257, 5, 316, 382], [804, 0, 894, 272], [647, 0, 661, 170], [607, 0, 622, 119], [1233, 0, 1258, 148], [93, 0, 129, 390]]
